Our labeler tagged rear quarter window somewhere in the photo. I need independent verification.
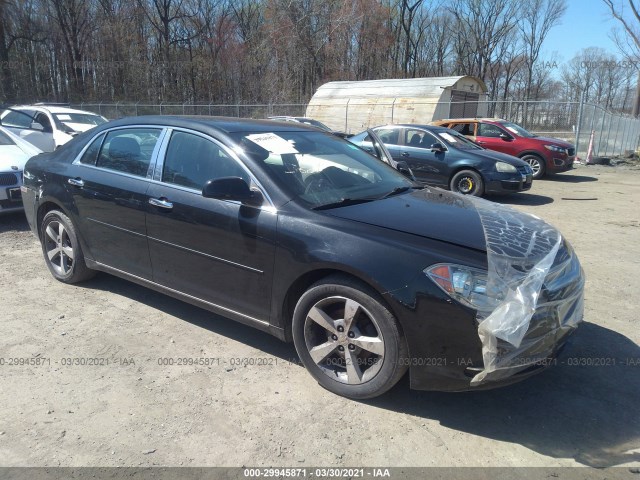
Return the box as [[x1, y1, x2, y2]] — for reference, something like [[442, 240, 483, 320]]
[[79, 133, 106, 165]]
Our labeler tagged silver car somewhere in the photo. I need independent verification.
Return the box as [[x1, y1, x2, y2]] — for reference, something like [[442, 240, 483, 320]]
[[0, 125, 42, 214]]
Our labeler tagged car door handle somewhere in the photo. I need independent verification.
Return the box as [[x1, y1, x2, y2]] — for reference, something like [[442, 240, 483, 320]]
[[148, 197, 173, 210], [476, 140, 486, 144], [401, 152, 410, 157], [67, 177, 84, 187]]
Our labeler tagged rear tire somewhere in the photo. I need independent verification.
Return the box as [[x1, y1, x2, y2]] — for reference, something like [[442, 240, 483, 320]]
[[41, 210, 95, 284], [450, 169, 484, 196], [292, 275, 409, 399]]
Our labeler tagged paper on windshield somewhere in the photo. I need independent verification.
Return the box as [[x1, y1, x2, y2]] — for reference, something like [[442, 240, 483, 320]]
[[246, 133, 299, 154], [57, 114, 72, 120]]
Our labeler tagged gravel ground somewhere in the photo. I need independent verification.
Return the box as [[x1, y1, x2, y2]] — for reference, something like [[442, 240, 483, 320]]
[[0, 164, 638, 471]]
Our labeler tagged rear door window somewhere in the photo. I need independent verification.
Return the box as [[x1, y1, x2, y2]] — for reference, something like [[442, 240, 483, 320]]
[[375, 128, 400, 145], [448, 123, 476, 136], [96, 128, 162, 177]]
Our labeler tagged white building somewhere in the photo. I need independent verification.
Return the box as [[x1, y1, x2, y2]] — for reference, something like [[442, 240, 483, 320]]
[[306, 76, 488, 133]]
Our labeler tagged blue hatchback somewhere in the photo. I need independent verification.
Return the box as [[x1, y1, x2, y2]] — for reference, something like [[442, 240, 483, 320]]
[[349, 124, 533, 196]]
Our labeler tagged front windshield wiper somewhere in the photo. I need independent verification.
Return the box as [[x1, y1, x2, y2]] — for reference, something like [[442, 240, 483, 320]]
[[313, 185, 424, 210], [312, 197, 377, 211], [378, 185, 423, 199]]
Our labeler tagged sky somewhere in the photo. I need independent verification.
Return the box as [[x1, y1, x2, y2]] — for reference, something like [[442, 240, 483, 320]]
[[543, 0, 624, 62]]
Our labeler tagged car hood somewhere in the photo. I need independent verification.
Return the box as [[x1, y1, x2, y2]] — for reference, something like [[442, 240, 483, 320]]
[[325, 187, 487, 251], [532, 136, 574, 148], [471, 149, 529, 166], [0, 146, 31, 170]]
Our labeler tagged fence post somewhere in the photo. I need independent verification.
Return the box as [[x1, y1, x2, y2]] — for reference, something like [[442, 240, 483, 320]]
[[575, 94, 585, 153], [588, 104, 597, 152], [391, 98, 397, 123], [611, 115, 622, 157], [345, 99, 350, 133], [597, 107, 607, 156], [159, 102, 163, 115], [622, 118, 631, 155]]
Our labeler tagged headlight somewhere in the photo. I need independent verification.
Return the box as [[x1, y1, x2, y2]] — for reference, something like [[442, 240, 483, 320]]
[[495, 161, 517, 173], [544, 144, 566, 153], [425, 264, 501, 314]]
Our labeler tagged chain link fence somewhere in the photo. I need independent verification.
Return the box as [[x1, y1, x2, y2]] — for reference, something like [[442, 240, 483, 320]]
[[71, 100, 639, 159]]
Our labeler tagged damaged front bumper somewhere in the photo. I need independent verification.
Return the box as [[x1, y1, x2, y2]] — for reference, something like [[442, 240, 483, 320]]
[[467, 239, 584, 387], [386, 196, 585, 392]]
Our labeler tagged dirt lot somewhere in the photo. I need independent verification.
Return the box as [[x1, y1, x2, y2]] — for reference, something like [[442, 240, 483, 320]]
[[0, 164, 639, 471]]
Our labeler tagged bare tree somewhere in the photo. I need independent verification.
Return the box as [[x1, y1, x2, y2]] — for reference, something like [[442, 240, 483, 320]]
[[518, 0, 566, 100], [603, 0, 640, 115], [451, 0, 518, 82], [48, 0, 95, 98]]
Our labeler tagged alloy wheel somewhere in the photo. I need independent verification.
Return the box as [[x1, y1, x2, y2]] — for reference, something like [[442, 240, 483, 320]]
[[43, 220, 74, 276], [526, 158, 542, 177], [303, 296, 385, 385]]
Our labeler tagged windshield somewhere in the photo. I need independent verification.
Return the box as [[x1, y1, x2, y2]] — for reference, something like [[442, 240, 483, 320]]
[[54, 113, 107, 126], [231, 131, 414, 209], [436, 130, 483, 150], [501, 122, 535, 138]]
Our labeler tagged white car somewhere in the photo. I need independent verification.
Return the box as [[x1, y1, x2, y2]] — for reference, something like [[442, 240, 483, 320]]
[[0, 104, 107, 152], [0, 125, 42, 214]]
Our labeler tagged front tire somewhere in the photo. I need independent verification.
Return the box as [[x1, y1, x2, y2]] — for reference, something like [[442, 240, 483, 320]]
[[450, 169, 484, 196], [41, 210, 95, 283], [522, 154, 546, 179], [292, 276, 409, 399]]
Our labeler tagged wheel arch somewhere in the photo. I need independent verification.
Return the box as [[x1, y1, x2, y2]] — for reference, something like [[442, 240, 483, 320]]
[[449, 164, 483, 181], [517, 150, 545, 161], [36, 200, 71, 240], [280, 268, 403, 342]]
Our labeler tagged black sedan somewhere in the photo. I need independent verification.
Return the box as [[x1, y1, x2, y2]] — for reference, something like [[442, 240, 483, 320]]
[[349, 124, 533, 196], [22, 116, 584, 399]]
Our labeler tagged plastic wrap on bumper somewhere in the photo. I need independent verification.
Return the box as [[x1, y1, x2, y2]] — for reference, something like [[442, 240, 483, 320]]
[[464, 197, 584, 386]]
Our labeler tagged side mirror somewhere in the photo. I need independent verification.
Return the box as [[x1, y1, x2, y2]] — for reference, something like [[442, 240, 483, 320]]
[[499, 133, 513, 141], [202, 177, 263, 207], [30, 122, 44, 132], [395, 161, 415, 180], [430, 143, 445, 153]]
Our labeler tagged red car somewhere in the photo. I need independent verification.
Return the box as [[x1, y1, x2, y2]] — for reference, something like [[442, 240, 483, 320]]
[[431, 118, 575, 179]]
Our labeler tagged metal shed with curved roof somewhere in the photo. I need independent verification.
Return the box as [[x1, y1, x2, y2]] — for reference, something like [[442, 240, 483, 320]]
[[305, 76, 488, 133]]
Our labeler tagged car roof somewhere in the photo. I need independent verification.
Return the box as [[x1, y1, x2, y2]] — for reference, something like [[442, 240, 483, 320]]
[[269, 116, 314, 122], [377, 124, 451, 132], [102, 115, 321, 135], [10, 105, 102, 115], [433, 118, 507, 123]]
